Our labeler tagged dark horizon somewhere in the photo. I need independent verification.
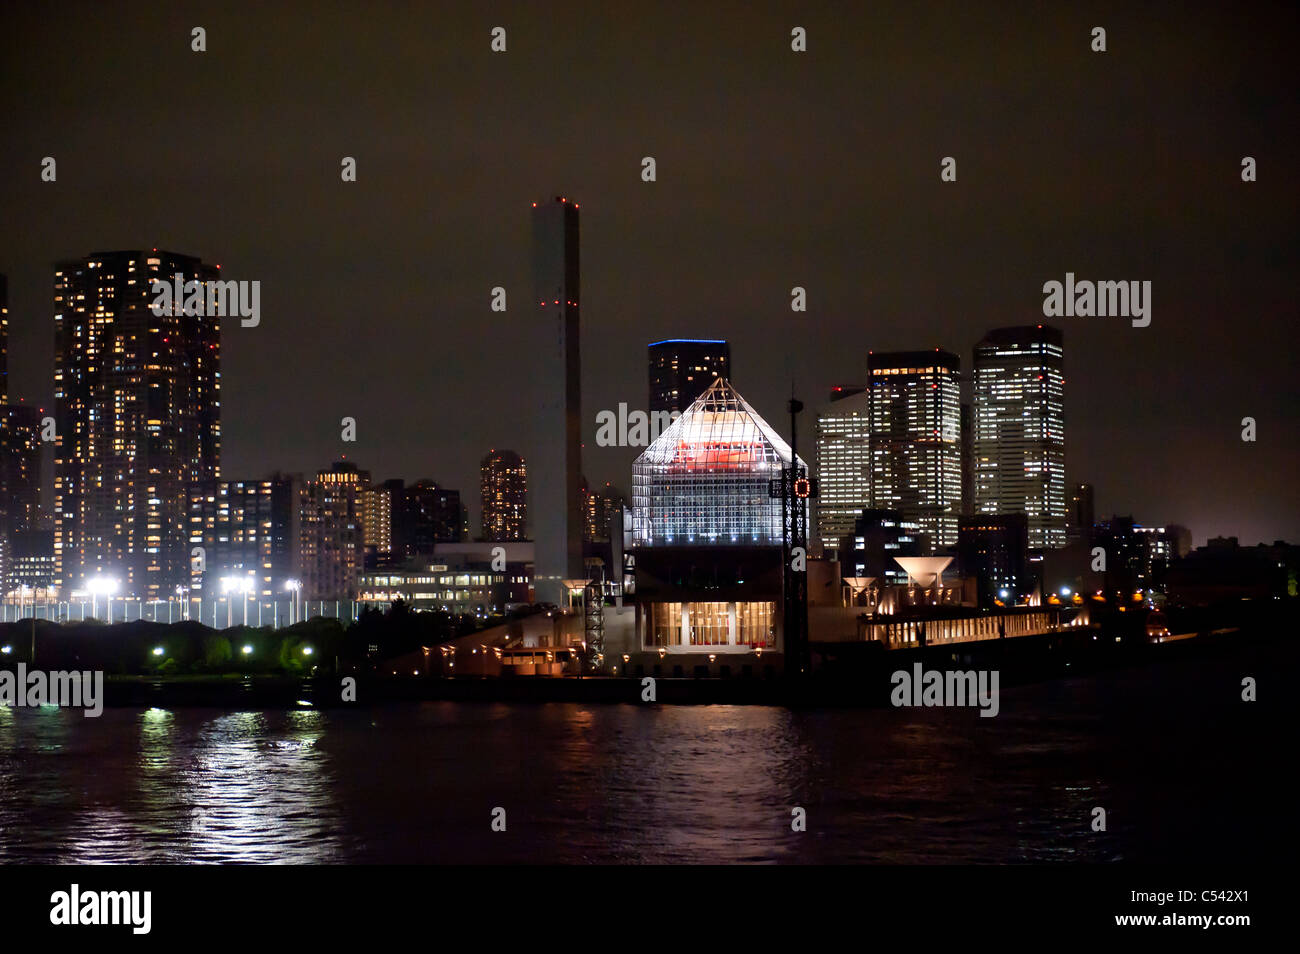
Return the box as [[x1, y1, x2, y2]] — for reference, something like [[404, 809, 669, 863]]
[[1, 2, 1296, 546]]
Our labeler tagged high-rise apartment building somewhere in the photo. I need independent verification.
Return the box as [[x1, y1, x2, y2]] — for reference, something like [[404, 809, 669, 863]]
[[362, 480, 395, 557], [480, 449, 527, 541], [0, 274, 49, 594], [53, 250, 221, 598], [865, 350, 962, 550], [188, 475, 301, 599], [299, 462, 365, 600], [972, 325, 1066, 550], [0, 404, 42, 593], [583, 479, 625, 543], [397, 480, 463, 555]]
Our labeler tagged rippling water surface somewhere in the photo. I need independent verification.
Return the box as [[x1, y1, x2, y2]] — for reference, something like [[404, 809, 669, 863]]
[[0, 651, 1284, 864]]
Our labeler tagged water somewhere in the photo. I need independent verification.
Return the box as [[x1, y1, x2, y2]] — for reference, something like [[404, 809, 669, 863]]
[[0, 648, 1285, 864]]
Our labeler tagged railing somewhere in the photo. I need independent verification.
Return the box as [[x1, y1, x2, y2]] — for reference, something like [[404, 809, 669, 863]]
[[0, 598, 365, 629], [863, 609, 1070, 649]]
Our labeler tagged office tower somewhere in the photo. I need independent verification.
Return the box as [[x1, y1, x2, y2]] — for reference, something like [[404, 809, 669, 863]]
[[814, 385, 870, 553], [972, 325, 1066, 550], [481, 449, 527, 541], [839, 508, 925, 587], [960, 402, 974, 515], [531, 196, 583, 602], [864, 350, 962, 550], [957, 513, 1030, 607], [1092, 515, 1167, 594], [53, 250, 221, 598], [1068, 482, 1095, 544], [299, 462, 365, 600], [188, 475, 301, 599], [648, 339, 731, 415]]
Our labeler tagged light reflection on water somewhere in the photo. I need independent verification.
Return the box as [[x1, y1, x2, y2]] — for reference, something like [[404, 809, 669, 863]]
[[0, 657, 1278, 864], [0, 705, 350, 864]]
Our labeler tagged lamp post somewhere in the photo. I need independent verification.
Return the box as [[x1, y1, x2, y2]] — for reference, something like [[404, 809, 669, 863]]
[[87, 576, 118, 622], [242, 577, 255, 626], [284, 579, 302, 626], [221, 576, 236, 628]]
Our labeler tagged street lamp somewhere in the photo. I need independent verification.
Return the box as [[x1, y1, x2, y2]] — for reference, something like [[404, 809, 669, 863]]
[[221, 577, 235, 627], [87, 576, 118, 622], [239, 576, 254, 625]]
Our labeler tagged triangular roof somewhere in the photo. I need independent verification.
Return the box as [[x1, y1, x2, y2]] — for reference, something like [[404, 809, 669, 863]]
[[635, 378, 802, 469]]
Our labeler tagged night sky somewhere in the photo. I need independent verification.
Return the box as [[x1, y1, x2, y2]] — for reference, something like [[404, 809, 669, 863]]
[[2, 2, 1295, 545]]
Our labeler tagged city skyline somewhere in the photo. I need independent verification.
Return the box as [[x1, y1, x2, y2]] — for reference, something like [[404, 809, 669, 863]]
[[1, 5, 1295, 548], [0, 3, 1292, 892], [1, 248, 1292, 556]]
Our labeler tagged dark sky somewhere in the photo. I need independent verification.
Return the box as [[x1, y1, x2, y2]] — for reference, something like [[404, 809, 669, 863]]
[[2, 1, 1296, 546]]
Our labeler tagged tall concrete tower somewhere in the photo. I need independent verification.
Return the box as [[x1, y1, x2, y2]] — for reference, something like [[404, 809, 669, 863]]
[[531, 197, 583, 603]]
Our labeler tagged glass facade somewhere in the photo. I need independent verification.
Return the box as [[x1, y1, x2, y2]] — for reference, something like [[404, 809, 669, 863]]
[[865, 352, 962, 549], [645, 600, 775, 648], [815, 387, 871, 550], [630, 379, 805, 546], [972, 326, 1066, 550]]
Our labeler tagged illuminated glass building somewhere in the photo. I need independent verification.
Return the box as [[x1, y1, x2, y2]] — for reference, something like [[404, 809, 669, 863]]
[[627, 379, 801, 660], [53, 250, 221, 598], [865, 350, 962, 550], [814, 385, 870, 552], [631, 378, 802, 547], [480, 449, 527, 541], [972, 325, 1066, 550], [647, 339, 730, 415]]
